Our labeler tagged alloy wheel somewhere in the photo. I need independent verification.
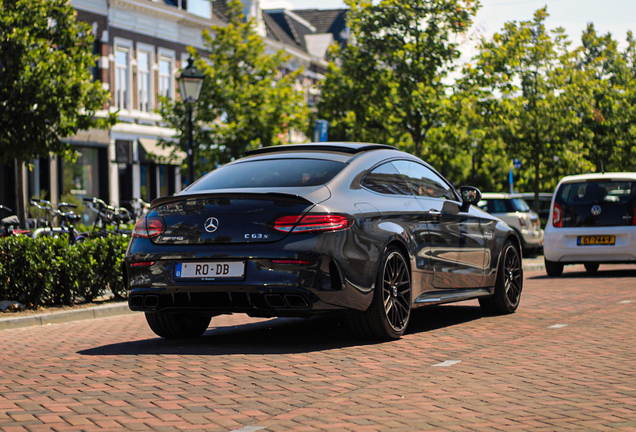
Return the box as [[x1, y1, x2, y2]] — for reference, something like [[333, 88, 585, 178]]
[[503, 245, 522, 306], [381, 251, 411, 332]]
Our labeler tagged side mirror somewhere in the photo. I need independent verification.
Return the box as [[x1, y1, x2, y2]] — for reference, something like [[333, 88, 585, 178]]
[[459, 186, 481, 212]]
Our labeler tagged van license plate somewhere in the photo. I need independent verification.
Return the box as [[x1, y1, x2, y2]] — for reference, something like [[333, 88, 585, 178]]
[[175, 262, 245, 279], [577, 236, 615, 246]]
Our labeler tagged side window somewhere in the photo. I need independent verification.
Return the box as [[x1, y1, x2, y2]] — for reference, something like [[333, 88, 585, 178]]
[[392, 161, 455, 200], [361, 162, 411, 196], [493, 200, 507, 213]]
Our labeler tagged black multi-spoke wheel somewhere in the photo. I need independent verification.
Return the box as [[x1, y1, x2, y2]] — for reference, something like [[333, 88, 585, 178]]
[[480, 240, 523, 314], [347, 246, 412, 340]]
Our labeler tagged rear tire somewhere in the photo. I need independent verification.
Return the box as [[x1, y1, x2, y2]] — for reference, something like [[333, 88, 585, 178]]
[[584, 263, 599, 273], [545, 259, 564, 277], [480, 240, 523, 314], [347, 246, 411, 340], [145, 312, 211, 339]]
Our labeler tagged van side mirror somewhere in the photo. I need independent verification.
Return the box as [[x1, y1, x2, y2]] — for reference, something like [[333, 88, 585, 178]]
[[459, 186, 481, 212]]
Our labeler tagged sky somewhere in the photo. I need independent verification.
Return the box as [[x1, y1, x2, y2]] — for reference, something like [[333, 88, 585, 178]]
[[260, 0, 636, 56]]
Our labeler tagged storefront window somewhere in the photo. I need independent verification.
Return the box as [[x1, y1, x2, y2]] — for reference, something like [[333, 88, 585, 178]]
[[159, 165, 168, 197], [62, 147, 99, 200]]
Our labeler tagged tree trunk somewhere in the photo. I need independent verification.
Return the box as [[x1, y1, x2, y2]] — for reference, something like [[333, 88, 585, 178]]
[[16, 158, 27, 230]]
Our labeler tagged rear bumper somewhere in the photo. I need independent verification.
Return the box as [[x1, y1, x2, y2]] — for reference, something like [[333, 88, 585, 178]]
[[544, 226, 636, 263]]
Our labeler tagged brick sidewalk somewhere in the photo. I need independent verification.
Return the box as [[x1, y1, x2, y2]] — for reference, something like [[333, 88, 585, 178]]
[[1, 264, 635, 431]]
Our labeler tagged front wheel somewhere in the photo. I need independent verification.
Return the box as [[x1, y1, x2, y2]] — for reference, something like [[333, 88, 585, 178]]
[[145, 312, 211, 339], [480, 240, 523, 314], [347, 246, 412, 340]]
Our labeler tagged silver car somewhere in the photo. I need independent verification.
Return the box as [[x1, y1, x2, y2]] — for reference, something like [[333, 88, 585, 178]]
[[477, 193, 544, 256]]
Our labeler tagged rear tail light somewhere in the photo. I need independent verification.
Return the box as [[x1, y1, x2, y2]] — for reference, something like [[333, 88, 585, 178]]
[[633, 204, 636, 225], [130, 261, 155, 267], [553, 203, 562, 228], [273, 214, 353, 233], [132, 217, 166, 238]]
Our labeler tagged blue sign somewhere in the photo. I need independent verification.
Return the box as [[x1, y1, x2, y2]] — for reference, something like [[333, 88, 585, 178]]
[[513, 159, 522, 169], [314, 119, 328, 142]]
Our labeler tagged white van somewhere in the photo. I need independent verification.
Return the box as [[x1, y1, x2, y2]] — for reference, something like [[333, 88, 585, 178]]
[[543, 173, 636, 276]]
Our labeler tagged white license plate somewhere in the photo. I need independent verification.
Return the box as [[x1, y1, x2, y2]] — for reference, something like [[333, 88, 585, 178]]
[[175, 262, 245, 279]]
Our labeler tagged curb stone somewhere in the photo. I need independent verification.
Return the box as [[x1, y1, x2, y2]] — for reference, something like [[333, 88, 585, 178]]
[[0, 302, 134, 330], [0, 259, 544, 331]]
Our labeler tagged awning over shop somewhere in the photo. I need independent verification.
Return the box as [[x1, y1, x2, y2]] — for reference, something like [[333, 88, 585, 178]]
[[138, 138, 186, 165]]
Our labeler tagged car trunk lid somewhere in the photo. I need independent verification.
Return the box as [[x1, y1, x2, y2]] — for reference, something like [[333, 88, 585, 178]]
[[147, 190, 327, 245]]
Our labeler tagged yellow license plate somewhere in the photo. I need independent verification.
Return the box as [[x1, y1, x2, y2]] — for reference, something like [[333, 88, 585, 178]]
[[577, 236, 615, 246]]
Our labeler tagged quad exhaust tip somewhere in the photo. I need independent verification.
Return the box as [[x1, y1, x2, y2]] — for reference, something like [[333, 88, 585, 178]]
[[264, 293, 309, 309]]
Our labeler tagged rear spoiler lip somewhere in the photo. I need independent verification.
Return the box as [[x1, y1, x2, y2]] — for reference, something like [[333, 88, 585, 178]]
[[150, 191, 314, 208]]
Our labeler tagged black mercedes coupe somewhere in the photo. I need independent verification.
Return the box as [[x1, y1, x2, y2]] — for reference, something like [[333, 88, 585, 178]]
[[124, 143, 523, 340]]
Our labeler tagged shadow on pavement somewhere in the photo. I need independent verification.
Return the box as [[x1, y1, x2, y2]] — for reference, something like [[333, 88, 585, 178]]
[[78, 304, 484, 356], [527, 267, 636, 280]]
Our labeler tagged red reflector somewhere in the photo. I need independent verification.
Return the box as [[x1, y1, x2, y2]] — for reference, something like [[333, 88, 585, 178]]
[[271, 259, 311, 265], [553, 203, 562, 228], [132, 216, 166, 238], [130, 261, 155, 267], [273, 214, 352, 233]]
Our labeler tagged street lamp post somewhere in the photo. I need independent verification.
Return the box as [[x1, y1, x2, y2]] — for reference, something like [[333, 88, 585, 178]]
[[176, 56, 204, 185]]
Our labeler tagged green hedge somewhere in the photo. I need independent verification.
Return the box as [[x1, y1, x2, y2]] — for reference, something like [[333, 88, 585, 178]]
[[0, 235, 129, 307]]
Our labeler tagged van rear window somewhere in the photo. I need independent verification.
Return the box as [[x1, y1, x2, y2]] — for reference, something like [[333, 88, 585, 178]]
[[558, 181, 636, 205], [555, 180, 636, 227]]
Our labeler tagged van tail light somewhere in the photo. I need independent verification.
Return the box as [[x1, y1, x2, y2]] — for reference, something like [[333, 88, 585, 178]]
[[132, 217, 166, 238], [273, 214, 353, 233], [553, 203, 562, 228], [633, 204, 636, 225]]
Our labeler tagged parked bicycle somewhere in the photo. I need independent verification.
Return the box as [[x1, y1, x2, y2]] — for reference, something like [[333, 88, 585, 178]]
[[83, 197, 133, 237], [123, 197, 150, 221], [0, 205, 25, 237], [30, 199, 85, 245]]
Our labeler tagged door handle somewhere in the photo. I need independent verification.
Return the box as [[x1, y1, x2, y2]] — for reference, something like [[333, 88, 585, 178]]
[[423, 209, 442, 220]]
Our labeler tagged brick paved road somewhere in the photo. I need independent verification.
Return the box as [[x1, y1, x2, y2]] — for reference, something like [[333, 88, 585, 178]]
[[1, 264, 635, 431]]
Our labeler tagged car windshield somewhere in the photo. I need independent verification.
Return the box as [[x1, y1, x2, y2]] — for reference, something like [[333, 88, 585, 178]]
[[188, 158, 347, 191]]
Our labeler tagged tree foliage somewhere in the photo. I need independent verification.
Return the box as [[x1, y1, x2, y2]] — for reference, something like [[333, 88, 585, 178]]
[[158, 0, 309, 179], [459, 8, 595, 208], [577, 25, 636, 173], [0, 0, 114, 226], [317, 0, 479, 159]]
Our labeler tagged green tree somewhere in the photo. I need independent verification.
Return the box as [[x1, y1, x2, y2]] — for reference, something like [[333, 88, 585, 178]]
[[158, 0, 309, 180], [317, 0, 480, 159], [578, 25, 636, 172], [460, 8, 595, 210], [0, 0, 115, 228]]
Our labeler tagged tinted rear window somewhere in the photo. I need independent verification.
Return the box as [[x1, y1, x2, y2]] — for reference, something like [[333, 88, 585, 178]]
[[478, 198, 530, 213], [188, 158, 346, 191], [556, 180, 636, 227]]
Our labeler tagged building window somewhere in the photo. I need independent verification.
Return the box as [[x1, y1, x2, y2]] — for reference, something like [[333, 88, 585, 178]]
[[115, 48, 129, 110], [138, 51, 151, 112], [159, 56, 172, 99]]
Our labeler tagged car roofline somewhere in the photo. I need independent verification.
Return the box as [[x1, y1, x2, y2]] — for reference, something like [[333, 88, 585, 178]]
[[244, 142, 399, 157]]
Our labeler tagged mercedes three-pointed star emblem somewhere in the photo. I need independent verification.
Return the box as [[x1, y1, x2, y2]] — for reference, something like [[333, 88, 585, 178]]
[[204, 217, 219, 233]]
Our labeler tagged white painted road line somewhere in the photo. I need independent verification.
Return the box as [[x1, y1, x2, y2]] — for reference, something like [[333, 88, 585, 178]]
[[620, 300, 633, 304], [549, 324, 567, 329], [433, 360, 462, 367], [229, 427, 265, 432]]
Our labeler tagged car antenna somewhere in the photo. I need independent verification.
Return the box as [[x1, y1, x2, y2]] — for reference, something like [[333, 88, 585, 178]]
[[601, 161, 604, 174]]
